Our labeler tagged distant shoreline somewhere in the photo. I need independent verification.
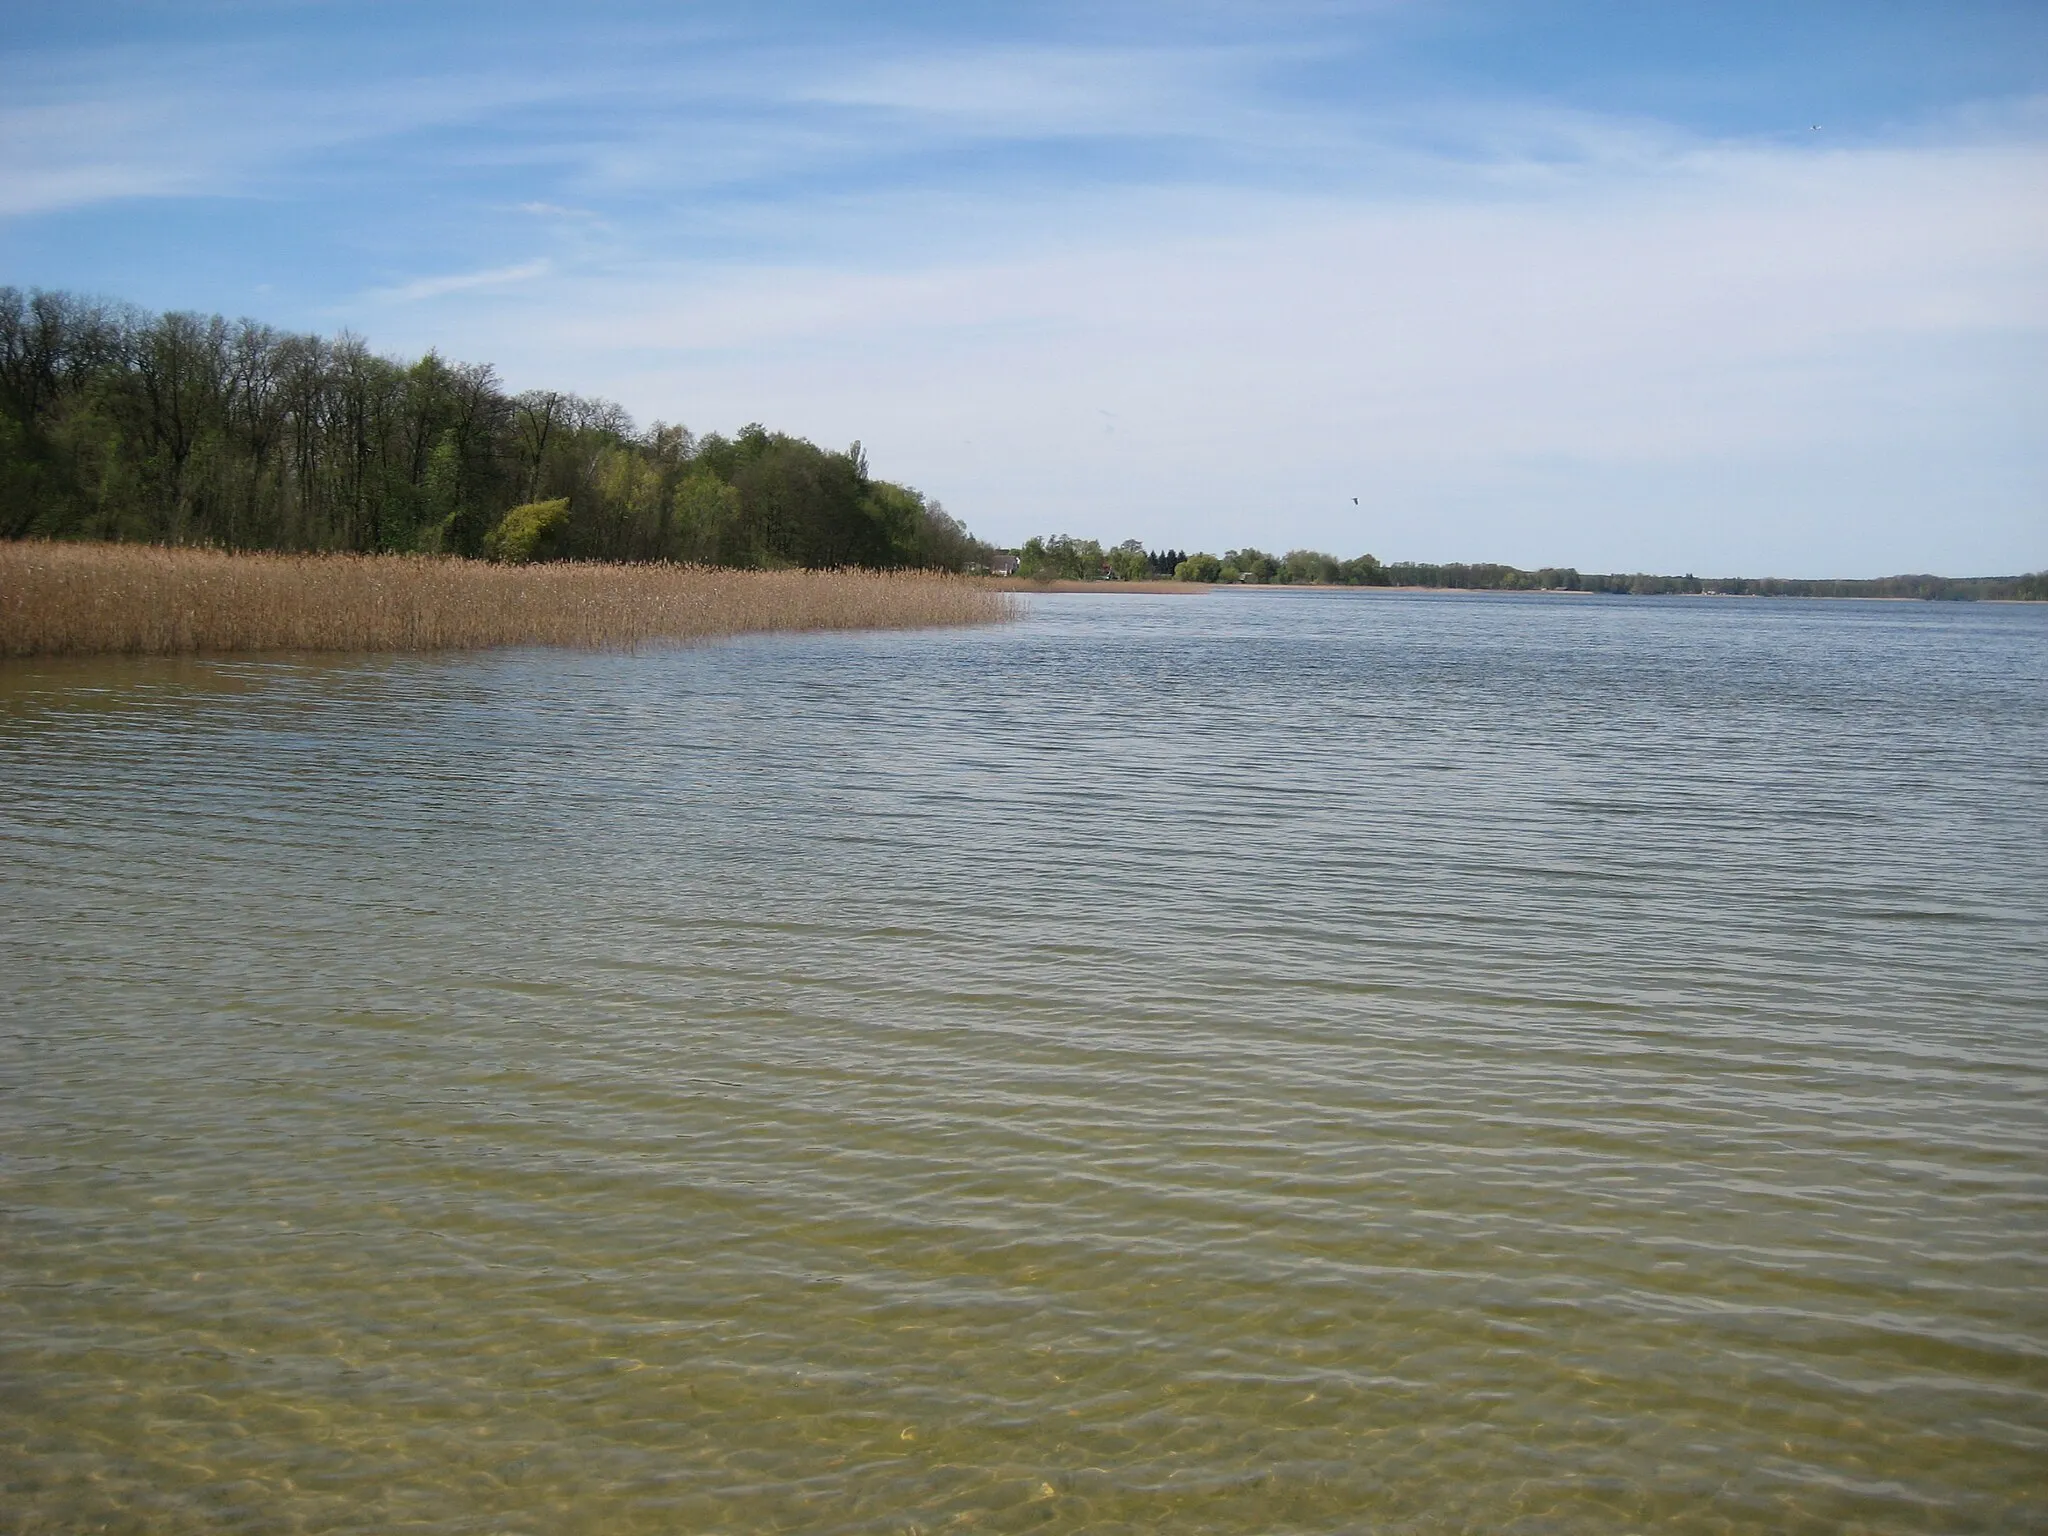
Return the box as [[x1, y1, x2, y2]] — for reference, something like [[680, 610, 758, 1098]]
[[992, 578, 2044, 601]]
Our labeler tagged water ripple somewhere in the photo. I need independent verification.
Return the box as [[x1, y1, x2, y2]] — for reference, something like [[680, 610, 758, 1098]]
[[3, 592, 2045, 1533]]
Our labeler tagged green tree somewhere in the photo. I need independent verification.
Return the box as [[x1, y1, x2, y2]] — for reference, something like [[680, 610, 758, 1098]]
[[578, 442, 665, 560], [1225, 547, 1279, 582], [1107, 539, 1150, 581], [482, 498, 570, 563], [415, 430, 462, 554], [861, 480, 926, 565], [670, 471, 746, 564], [1019, 533, 1104, 580], [1283, 549, 1340, 585], [1174, 552, 1223, 582], [884, 490, 985, 570]]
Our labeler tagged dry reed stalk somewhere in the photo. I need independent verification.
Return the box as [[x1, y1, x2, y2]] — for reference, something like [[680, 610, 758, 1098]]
[[1, 542, 1017, 657]]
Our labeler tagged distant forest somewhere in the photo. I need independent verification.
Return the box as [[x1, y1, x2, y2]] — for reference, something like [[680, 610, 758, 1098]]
[[4, 289, 2039, 597], [1368, 565, 2048, 601], [0, 288, 987, 569], [1016, 536, 2045, 600]]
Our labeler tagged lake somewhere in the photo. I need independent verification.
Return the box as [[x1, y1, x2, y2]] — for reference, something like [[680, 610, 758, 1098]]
[[3, 591, 2044, 1533]]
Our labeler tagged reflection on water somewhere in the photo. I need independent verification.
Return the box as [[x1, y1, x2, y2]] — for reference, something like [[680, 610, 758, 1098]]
[[3, 592, 2045, 1533]]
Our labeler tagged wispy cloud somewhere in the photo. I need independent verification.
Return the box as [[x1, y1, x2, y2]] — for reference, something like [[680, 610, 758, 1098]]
[[795, 42, 1270, 134], [0, 39, 575, 215], [362, 131, 2046, 574], [0, 94, 216, 214], [369, 259, 552, 304]]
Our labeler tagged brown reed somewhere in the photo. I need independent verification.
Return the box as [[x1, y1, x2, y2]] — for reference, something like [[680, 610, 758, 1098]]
[[1, 541, 1018, 657]]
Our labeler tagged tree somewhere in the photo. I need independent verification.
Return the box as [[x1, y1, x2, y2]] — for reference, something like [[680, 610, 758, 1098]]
[[579, 443, 665, 560], [1018, 533, 1104, 580], [1224, 547, 1279, 583], [1174, 552, 1223, 582], [482, 498, 570, 563], [670, 471, 746, 564], [1107, 539, 1150, 581], [887, 492, 986, 571], [1283, 549, 1340, 585]]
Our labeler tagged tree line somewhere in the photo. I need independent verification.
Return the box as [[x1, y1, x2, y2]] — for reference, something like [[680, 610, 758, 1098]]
[[1014, 538, 1392, 585], [1363, 563, 2048, 600], [0, 288, 988, 569], [1017, 535, 2046, 600]]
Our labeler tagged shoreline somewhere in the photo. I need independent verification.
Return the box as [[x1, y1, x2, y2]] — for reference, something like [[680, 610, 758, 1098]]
[[991, 579, 2042, 601]]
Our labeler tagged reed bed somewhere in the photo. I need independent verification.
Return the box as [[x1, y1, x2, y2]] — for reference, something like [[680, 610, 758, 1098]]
[[1, 541, 1017, 657]]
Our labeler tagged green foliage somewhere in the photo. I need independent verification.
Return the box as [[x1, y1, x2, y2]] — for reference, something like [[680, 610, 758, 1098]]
[[1165, 547, 1389, 586], [0, 413, 56, 539], [869, 485, 984, 570], [1361, 563, 2046, 598], [415, 431, 462, 554], [482, 498, 571, 563], [577, 445, 664, 560], [1223, 548, 1279, 583], [862, 480, 927, 567], [0, 288, 993, 573], [1019, 534, 1104, 580], [1283, 549, 1340, 585], [1107, 539, 1151, 581], [669, 471, 746, 564]]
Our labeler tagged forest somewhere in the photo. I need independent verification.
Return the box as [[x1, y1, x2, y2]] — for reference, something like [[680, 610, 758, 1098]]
[[0, 288, 987, 570]]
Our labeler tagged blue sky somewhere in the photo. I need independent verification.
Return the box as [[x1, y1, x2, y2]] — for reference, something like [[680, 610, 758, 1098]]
[[4, 0, 2043, 574]]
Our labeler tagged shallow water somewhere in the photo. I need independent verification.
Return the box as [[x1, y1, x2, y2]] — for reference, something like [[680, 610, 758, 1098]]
[[3, 591, 2045, 1533]]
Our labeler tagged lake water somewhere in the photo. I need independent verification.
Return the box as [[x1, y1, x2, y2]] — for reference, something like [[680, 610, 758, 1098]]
[[3, 591, 2045, 1533]]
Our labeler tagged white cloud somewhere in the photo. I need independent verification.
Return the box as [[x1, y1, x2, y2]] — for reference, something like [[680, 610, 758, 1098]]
[[0, 95, 213, 214], [797, 42, 1263, 134], [368, 259, 553, 304], [356, 131, 2045, 575], [0, 43, 570, 215]]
